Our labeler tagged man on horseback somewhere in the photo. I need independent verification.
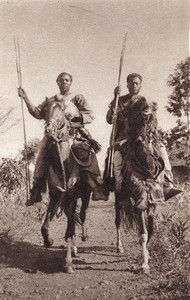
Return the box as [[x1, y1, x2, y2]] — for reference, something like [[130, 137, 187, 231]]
[[18, 72, 108, 206], [106, 73, 181, 201]]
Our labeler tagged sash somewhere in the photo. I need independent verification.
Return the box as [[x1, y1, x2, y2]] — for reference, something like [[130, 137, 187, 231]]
[[56, 93, 82, 128]]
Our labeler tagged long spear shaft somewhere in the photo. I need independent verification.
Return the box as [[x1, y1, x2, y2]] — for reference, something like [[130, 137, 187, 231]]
[[106, 32, 127, 179], [14, 36, 31, 200]]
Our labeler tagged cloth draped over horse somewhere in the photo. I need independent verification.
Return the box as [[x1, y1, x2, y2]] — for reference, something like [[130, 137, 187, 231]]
[[104, 95, 165, 209], [120, 96, 165, 212]]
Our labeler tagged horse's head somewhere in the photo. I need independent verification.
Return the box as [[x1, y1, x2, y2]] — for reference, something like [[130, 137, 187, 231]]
[[128, 96, 155, 125], [43, 98, 69, 142], [126, 96, 158, 142]]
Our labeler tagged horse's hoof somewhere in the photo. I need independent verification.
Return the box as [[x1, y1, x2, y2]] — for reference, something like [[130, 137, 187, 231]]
[[117, 247, 124, 254], [142, 265, 150, 275], [67, 266, 75, 274], [81, 235, 89, 242], [44, 238, 54, 248], [72, 246, 78, 257]]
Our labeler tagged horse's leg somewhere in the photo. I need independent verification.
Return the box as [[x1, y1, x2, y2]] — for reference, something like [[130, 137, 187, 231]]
[[71, 234, 78, 257], [138, 211, 150, 273], [41, 187, 60, 248], [41, 202, 55, 248], [80, 187, 91, 242], [77, 171, 91, 242], [65, 236, 75, 274], [115, 193, 124, 254], [64, 201, 77, 273]]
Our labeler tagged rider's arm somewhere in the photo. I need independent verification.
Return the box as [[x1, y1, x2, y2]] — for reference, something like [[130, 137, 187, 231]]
[[106, 86, 121, 124], [17, 87, 43, 120], [106, 100, 115, 124], [73, 94, 94, 124]]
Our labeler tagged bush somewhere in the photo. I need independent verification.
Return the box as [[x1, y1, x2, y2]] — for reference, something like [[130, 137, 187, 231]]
[[0, 158, 24, 194]]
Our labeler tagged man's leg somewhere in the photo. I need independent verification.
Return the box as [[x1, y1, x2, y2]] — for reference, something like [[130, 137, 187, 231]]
[[26, 136, 49, 206], [159, 143, 182, 200]]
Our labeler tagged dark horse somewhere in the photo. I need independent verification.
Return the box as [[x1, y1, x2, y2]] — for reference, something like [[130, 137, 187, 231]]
[[115, 96, 165, 273], [40, 98, 99, 273]]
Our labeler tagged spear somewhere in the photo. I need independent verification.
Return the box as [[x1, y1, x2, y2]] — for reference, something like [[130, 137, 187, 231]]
[[106, 32, 127, 182], [14, 36, 31, 201]]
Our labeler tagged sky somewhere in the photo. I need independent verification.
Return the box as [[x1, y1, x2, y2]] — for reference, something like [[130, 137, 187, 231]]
[[0, 0, 189, 167]]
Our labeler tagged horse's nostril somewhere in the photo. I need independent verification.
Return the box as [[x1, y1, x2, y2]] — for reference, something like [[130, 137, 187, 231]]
[[46, 123, 56, 136]]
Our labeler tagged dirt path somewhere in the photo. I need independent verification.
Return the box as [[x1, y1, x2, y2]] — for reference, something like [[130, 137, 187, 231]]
[[0, 194, 189, 300]]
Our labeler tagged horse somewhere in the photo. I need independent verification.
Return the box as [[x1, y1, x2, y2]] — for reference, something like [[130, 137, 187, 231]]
[[39, 98, 99, 273], [114, 95, 165, 273]]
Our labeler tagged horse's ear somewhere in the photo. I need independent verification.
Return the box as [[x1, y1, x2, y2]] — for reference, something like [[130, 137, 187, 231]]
[[45, 97, 49, 102], [152, 102, 157, 111]]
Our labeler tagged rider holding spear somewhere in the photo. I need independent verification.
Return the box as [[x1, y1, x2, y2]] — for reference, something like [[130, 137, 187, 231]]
[[18, 72, 108, 206], [106, 72, 182, 201]]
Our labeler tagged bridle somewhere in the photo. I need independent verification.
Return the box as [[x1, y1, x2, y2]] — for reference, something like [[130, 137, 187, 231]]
[[45, 101, 70, 143]]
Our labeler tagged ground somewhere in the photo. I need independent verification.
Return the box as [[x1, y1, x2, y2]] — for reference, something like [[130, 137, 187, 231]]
[[0, 193, 190, 300]]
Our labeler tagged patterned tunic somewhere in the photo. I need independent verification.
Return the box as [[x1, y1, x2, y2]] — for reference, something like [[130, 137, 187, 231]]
[[28, 93, 94, 126]]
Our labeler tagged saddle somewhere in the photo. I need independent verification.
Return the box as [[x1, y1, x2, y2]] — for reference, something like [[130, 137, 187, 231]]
[[71, 141, 92, 167]]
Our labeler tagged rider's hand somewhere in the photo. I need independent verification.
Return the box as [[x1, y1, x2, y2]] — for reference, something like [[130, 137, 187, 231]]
[[114, 85, 121, 96], [119, 139, 127, 146], [17, 87, 27, 99]]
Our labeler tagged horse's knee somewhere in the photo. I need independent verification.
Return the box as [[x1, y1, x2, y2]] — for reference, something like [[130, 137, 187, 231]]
[[140, 233, 148, 244]]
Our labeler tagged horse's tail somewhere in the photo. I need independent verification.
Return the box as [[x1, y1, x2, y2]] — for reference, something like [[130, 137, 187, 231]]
[[120, 197, 139, 232], [121, 200, 155, 242]]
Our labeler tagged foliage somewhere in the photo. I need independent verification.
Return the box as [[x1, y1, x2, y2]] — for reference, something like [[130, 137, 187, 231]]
[[158, 120, 190, 168], [0, 158, 24, 194], [19, 138, 40, 162], [164, 57, 190, 173], [166, 57, 190, 118], [170, 219, 189, 247], [0, 139, 40, 196], [150, 203, 190, 299]]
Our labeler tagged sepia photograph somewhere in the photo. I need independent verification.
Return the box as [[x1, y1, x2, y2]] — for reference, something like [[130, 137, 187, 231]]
[[0, 0, 189, 299]]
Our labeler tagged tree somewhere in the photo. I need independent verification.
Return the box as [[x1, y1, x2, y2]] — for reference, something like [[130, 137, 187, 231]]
[[166, 57, 190, 119], [0, 138, 40, 195], [166, 57, 190, 179]]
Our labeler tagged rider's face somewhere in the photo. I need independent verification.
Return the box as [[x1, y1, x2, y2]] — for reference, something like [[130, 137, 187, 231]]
[[127, 77, 142, 96], [57, 74, 72, 94]]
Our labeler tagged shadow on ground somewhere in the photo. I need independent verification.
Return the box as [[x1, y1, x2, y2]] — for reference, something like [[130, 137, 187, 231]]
[[0, 239, 140, 274]]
